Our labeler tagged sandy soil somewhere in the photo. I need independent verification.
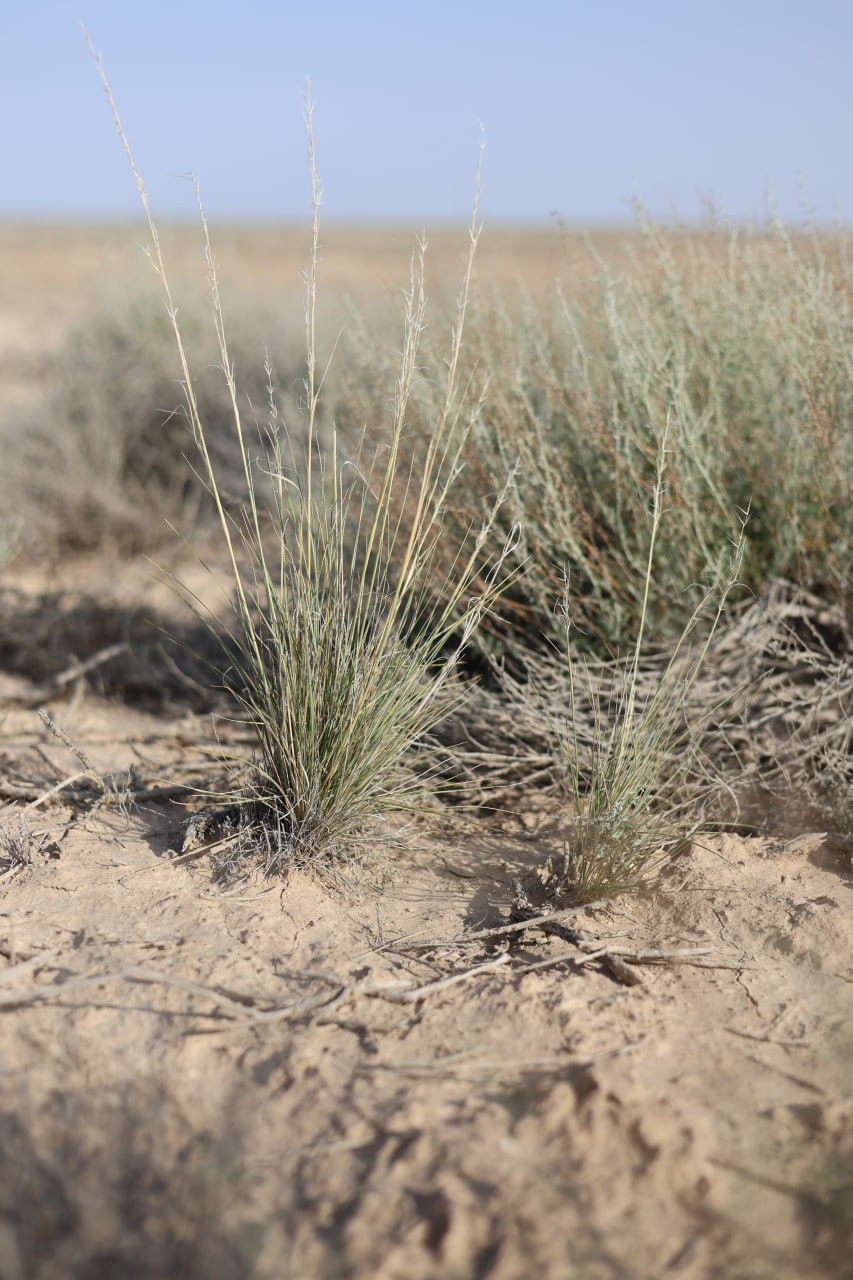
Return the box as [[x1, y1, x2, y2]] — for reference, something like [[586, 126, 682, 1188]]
[[0, 225, 851, 1279], [0, 663, 851, 1279]]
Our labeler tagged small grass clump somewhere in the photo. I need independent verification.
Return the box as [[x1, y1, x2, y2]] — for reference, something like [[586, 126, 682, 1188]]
[[96, 54, 514, 870], [553, 426, 745, 903], [0, 814, 33, 873]]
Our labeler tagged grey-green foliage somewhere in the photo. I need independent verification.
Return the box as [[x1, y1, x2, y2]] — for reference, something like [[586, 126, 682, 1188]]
[[556, 431, 745, 904], [345, 218, 852, 657]]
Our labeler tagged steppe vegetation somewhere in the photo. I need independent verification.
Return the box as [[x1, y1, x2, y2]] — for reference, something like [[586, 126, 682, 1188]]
[[7, 172, 849, 884], [0, 78, 850, 1280]]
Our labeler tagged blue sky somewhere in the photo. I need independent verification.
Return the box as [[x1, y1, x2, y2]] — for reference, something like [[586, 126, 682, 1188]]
[[3, 1, 852, 224]]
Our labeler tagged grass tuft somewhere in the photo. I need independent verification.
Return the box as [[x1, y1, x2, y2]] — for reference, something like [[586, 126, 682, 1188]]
[[554, 423, 745, 903], [0, 814, 33, 872], [92, 50, 515, 869]]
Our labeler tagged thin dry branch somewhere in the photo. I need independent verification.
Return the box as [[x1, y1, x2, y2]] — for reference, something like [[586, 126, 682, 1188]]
[[392, 900, 613, 951], [363, 954, 509, 1004]]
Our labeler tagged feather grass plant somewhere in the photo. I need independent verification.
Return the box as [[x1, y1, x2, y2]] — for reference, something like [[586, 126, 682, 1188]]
[[92, 48, 516, 869]]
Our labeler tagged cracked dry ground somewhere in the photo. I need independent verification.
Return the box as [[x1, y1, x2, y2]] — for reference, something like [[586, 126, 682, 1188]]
[[0, 689, 851, 1280]]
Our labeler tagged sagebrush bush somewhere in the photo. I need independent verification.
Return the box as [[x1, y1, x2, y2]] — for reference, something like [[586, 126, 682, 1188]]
[[341, 215, 852, 658]]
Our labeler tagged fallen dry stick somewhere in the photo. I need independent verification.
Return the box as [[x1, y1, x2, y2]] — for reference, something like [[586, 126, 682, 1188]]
[[395, 901, 613, 951], [23, 770, 97, 812], [50, 642, 131, 691], [363, 954, 510, 1004], [0, 971, 114, 1009], [0, 949, 61, 986]]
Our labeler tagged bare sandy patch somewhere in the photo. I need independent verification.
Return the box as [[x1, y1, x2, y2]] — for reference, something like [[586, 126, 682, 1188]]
[[0, 677, 850, 1279]]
